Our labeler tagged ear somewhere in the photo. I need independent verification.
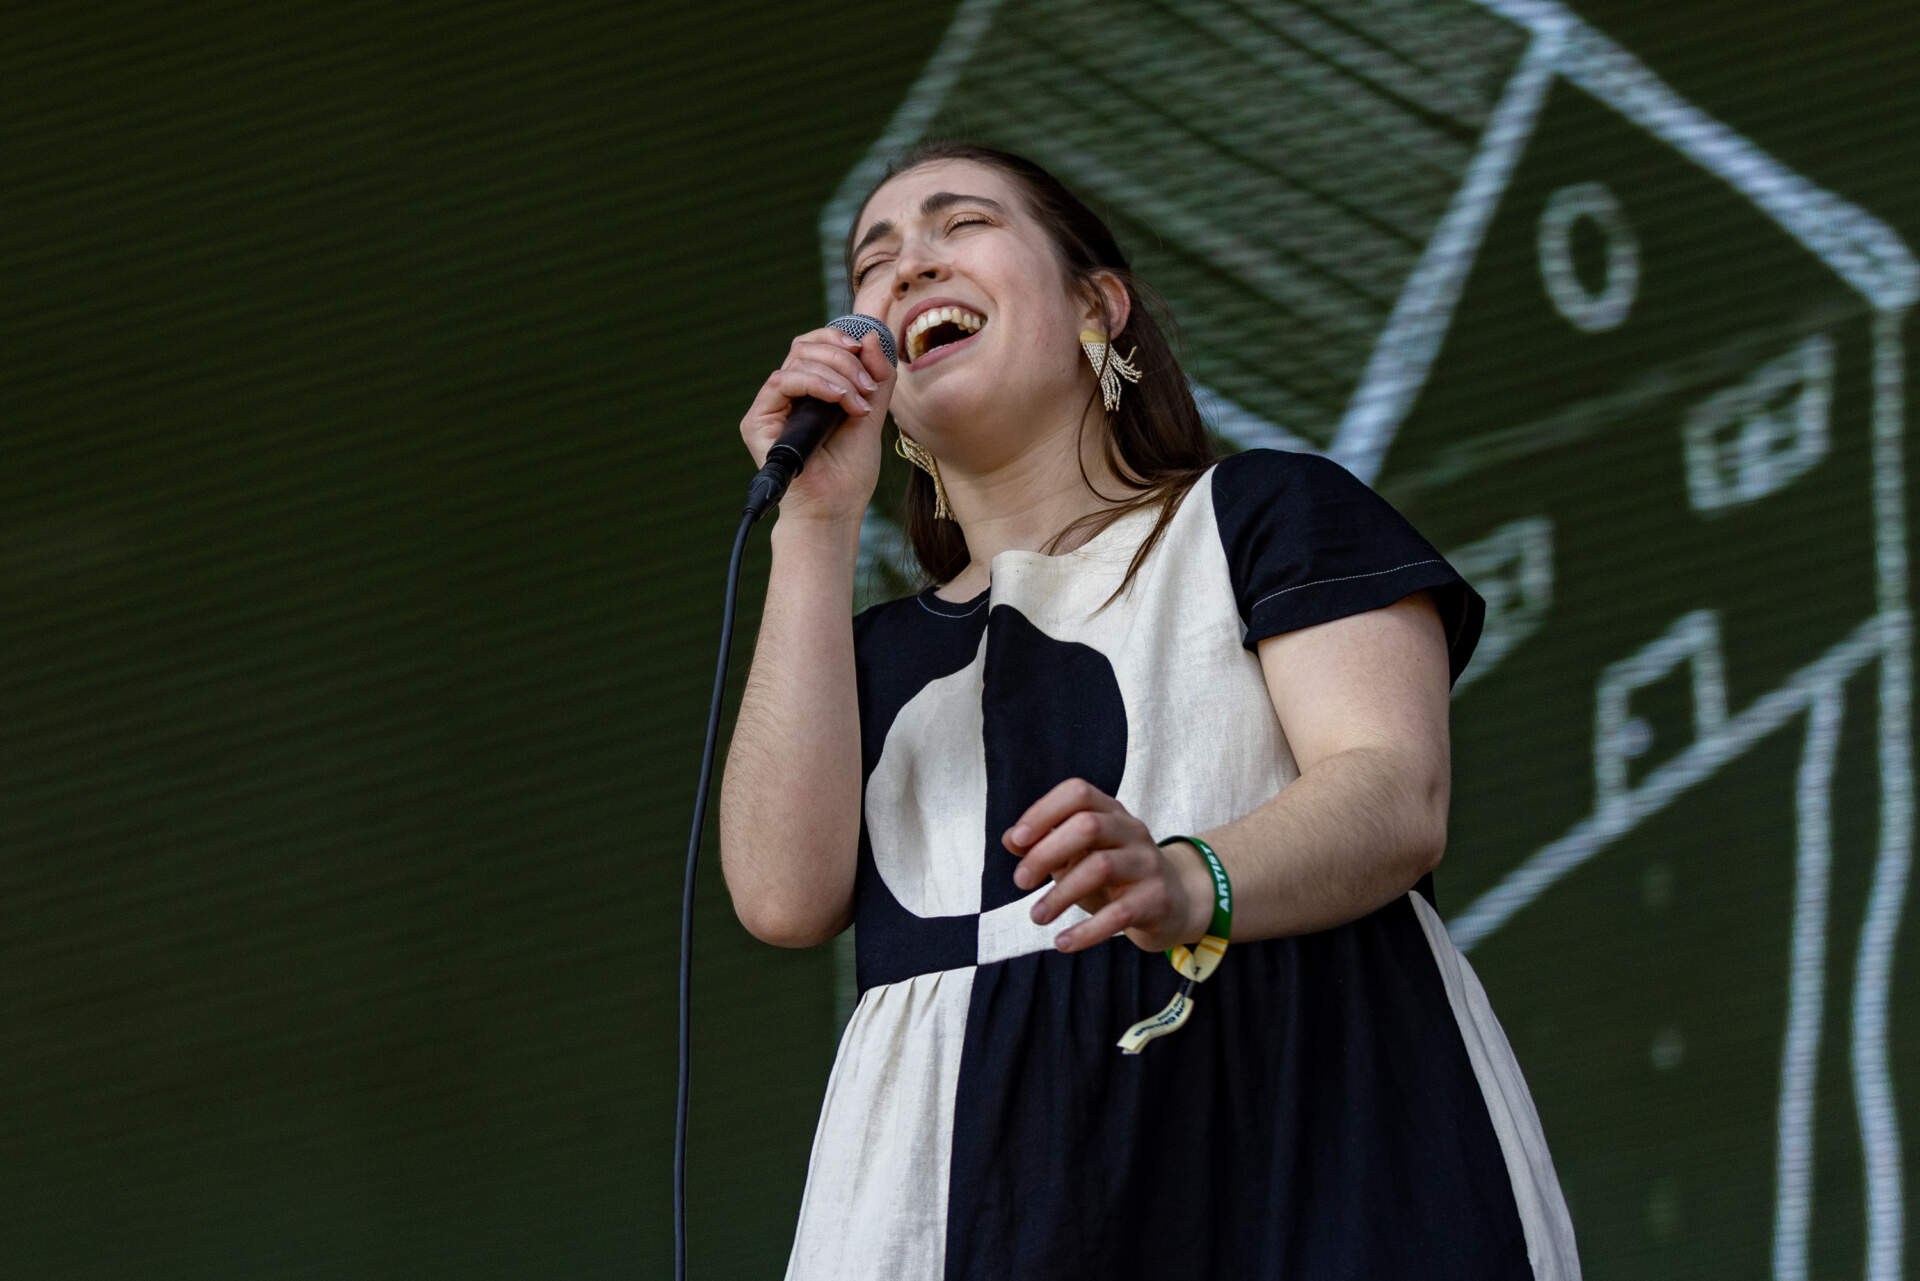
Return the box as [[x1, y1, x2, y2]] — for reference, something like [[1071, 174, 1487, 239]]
[[1081, 270, 1132, 339]]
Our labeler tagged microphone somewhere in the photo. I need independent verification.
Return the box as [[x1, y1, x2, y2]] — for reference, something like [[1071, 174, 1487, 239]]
[[743, 313, 898, 519]]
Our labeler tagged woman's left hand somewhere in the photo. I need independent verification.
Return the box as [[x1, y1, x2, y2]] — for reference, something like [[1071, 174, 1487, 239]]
[[1004, 778, 1215, 955]]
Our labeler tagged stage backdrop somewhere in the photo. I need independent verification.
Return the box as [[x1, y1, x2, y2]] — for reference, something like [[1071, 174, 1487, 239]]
[[5, 1, 1918, 1277]]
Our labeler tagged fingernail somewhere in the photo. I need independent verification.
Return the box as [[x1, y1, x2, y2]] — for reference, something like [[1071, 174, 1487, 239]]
[[827, 382, 846, 396], [1010, 824, 1030, 845], [857, 371, 877, 391], [850, 392, 871, 413]]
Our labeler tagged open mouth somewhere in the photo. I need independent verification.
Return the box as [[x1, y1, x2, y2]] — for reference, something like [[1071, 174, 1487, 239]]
[[904, 305, 987, 364]]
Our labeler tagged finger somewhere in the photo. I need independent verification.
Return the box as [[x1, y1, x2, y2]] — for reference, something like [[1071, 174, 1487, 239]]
[[740, 365, 879, 468], [778, 354, 873, 398], [857, 330, 897, 385], [1055, 886, 1159, 953], [769, 363, 872, 418], [789, 339, 881, 393], [797, 326, 869, 357], [1012, 809, 1117, 890], [1030, 845, 1142, 925], [1004, 778, 1114, 853]]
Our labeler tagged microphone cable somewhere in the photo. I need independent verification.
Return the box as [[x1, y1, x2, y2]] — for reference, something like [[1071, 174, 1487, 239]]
[[675, 507, 756, 1281], [675, 315, 891, 1279]]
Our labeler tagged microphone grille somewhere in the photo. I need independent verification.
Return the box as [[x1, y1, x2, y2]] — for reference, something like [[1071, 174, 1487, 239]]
[[828, 313, 898, 368]]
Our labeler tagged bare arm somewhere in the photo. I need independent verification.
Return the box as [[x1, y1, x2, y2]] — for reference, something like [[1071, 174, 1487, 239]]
[[1009, 592, 1452, 951], [1191, 590, 1451, 937], [717, 325, 895, 947], [719, 518, 865, 947]]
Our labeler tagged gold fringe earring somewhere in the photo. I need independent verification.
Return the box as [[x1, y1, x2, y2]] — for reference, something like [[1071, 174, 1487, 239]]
[[1080, 329, 1142, 412], [894, 430, 955, 520]]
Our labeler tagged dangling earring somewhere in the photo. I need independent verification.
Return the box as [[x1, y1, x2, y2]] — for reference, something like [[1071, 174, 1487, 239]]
[[895, 430, 955, 521], [1080, 329, 1142, 412]]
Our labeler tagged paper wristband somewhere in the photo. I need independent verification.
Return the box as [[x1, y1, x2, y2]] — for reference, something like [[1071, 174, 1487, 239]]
[[1116, 836, 1233, 1055]]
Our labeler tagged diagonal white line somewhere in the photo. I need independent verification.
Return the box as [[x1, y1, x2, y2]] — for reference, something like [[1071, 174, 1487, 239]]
[[815, 0, 1013, 311], [1448, 615, 1887, 953], [1331, 28, 1564, 485]]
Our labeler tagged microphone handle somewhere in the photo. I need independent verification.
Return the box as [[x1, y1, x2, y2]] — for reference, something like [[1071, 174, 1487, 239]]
[[744, 396, 844, 519]]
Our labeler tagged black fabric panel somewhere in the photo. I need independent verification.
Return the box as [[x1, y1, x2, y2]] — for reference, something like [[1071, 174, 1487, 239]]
[[852, 594, 989, 781], [852, 829, 976, 991], [978, 605, 1128, 914], [1211, 449, 1486, 684], [944, 898, 1534, 1280], [851, 595, 991, 994]]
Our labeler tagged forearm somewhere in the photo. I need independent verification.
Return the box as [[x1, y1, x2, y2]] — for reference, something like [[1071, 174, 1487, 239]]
[[718, 516, 865, 947], [1191, 745, 1449, 941]]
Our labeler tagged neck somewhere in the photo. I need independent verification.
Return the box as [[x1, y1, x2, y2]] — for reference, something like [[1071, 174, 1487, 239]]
[[937, 404, 1127, 593]]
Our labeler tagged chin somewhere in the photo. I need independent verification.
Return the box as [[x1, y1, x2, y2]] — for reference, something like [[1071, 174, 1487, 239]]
[[898, 379, 993, 444]]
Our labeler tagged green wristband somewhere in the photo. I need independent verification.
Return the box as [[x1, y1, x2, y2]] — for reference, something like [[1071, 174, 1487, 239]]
[[1116, 835, 1235, 1055], [1158, 834, 1232, 944]]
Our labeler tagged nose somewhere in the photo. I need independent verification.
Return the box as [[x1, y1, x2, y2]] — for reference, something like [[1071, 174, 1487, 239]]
[[893, 266, 946, 299], [892, 245, 949, 297]]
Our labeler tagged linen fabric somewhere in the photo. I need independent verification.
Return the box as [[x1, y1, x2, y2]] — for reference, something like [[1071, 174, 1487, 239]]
[[784, 449, 1581, 1280]]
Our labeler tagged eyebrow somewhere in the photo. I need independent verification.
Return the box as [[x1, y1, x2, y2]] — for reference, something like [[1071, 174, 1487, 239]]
[[851, 192, 1011, 264]]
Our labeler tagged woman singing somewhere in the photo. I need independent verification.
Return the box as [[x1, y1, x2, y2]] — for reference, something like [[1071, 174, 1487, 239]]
[[720, 143, 1581, 1280]]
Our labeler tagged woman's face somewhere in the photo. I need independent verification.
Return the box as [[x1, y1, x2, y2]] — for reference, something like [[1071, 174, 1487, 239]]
[[849, 159, 1106, 460]]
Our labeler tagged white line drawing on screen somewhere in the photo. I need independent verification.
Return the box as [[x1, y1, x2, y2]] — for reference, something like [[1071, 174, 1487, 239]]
[[824, 3, 1916, 1272], [1449, 517, 1554, 692], [1858, 307, 1910, 1281], [1336, 27, 1565, 484], [1683, 333, 1835, 514], [1776, 685, 1841, 1281], [1592, 611, 1728, 819], [1538, 182, 1640, 332]]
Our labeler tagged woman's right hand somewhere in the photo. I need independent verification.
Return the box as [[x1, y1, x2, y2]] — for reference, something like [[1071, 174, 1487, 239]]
[[739, 324, 897, 526]]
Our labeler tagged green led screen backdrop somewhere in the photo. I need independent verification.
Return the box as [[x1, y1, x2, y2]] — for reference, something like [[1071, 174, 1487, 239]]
[[6, 1, 1919, 1276]]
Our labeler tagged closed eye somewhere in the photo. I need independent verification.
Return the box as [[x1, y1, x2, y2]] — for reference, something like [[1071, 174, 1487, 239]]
[[853, 215, 992, 287]]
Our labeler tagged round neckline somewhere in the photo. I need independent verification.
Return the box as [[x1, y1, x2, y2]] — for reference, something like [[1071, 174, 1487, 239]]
[[917, 583, 989, 615], [918, 504, 1154, 610]]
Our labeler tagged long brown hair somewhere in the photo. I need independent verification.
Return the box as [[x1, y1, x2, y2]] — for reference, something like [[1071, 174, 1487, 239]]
[[846, 142, 1217, 600]]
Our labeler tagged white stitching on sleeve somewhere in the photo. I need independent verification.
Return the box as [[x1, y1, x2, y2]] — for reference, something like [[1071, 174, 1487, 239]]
[[1247, 558, 1444, 614]]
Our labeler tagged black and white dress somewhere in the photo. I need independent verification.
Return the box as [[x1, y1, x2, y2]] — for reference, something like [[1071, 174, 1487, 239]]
[[784, 449, 1581, 1280]]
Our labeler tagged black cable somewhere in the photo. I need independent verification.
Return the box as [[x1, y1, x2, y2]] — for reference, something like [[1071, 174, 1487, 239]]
[[676, 507, 758, 1281]]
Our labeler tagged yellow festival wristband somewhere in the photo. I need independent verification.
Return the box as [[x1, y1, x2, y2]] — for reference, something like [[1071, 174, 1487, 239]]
[[1117, 835, 1233, 1055]]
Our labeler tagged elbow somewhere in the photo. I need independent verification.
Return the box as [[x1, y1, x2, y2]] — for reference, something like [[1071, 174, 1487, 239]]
[[1412, 779, 1449, 877], [718, 815, 855, 948], [722, 857, 852, 949], [1388, 797, 1446, 884], [1396, 754, 1450, 879], [1413, 822, 1447, 878], [735, 899, 849, 949]]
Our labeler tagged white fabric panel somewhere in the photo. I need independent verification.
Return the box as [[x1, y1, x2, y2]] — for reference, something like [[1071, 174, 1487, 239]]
[[864, 634, 989, 919], [846, 482, 1300, 968], [785, 967, 976, 1281], [976, 884, 1089, 965], [981, 485, 1299, 894], [1408, 891, 1584, 1280]]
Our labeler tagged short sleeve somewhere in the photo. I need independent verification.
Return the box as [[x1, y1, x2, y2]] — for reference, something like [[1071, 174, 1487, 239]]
[[1210, 449, 1485, 683]]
